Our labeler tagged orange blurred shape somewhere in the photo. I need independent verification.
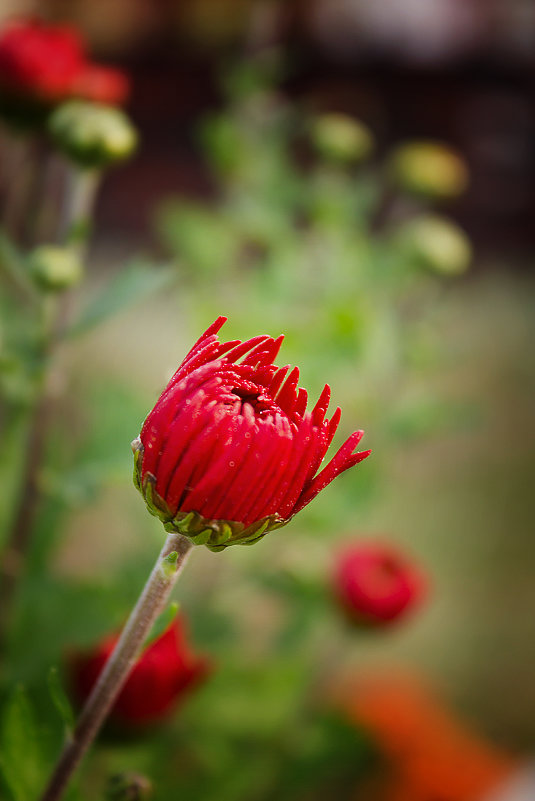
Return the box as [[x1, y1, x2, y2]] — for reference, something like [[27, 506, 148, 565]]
[[333, 670, 517, 801]]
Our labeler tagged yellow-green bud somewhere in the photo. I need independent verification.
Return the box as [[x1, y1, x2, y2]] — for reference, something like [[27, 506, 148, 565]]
[[48, 101, 137, 168], [310, 113, 374, 164], [388, 141, 468, 199], [28, 245, 84, 291], [397, 214, 472, 276], [106, 773, 152, 801]]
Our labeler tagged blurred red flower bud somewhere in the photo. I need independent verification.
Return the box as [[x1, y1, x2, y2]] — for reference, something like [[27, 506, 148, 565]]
[[0, 19, 129, 111], [71, 618, 210, 726], [332, 542, 426, 627], [132, 316, 370, 551], [0, 20, 85, 103]]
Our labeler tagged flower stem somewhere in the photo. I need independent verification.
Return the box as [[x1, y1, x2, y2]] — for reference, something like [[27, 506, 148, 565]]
[[0, 165, 101, 655], [0, 391, 53, 657], [38, 531, 193, 801]]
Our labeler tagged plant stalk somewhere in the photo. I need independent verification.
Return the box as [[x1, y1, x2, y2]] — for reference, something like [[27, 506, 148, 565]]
[[38, 531, 193, 801], [0, 390, 53, 655], [0, 164, 101, 654]]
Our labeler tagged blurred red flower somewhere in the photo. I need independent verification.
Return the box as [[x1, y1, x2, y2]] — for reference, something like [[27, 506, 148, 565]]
[[0, 20, 85, 103], [71, 618, 210, 726], [332, 542, 426, 626], [0, 19, 129, 106], [133, 316, 370, 550]]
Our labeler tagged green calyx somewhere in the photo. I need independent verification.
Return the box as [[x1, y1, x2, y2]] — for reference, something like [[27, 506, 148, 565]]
[[131, 437, 288, 551], [48, 100, 138, 168]]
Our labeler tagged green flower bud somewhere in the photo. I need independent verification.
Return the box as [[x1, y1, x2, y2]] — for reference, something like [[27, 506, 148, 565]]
[[310, 113, 374, 164], [28, 245, 84, 291], [106, 773, 152, 801], [397, 214, 472, 276], [388, 141, 468, 199], [48, 100, 137, 168]]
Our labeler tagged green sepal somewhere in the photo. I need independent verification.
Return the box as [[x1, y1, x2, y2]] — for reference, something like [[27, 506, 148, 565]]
[[189, 528, 213, 546], [131, 437, 290, 550]]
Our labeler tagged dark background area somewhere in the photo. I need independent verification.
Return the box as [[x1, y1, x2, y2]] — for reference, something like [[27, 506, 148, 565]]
[[16, 0, 533, 264]]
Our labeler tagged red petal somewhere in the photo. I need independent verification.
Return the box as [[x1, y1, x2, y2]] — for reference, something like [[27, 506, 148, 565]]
[[243, 414, 294, 523], [268, 366, 290, 398], [293, 430, 369, 514], [311, 384, 331, 427], [275, 366, 300, 413], [223, 335, 272, 364], [293, 387, 308, 419]]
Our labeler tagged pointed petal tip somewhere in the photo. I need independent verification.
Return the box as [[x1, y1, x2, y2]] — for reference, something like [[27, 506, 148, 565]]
[[212, 315, 228, 333], [353, 448, 372, 462]]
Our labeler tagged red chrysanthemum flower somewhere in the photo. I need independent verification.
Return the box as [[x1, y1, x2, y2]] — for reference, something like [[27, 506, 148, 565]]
[[132, 316, 370, 550], [0, 19, 130, 110], [332, 541, 426, 627], [0, 20, 85, 102], [71, 618, 210, 727]]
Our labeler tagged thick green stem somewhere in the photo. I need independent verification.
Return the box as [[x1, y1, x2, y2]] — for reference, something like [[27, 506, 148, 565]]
[[38, 532, 193, 801]]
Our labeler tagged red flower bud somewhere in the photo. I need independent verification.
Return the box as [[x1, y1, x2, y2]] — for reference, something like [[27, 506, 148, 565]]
[[71, 618, 210, 726], [332, 542, 426, 627], [0, 20, 85, 103], [132, 317, 370, 550], [0, 19, 130, 112]]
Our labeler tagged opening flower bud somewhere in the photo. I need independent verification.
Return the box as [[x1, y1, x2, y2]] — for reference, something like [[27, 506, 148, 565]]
[[310, 113, 374, 164], [388, 141, 469, 199], [133, 317, 370, 551], [48, 100, 137, 168], [396, 214, 472, 276], [332, 541, 426, 627], [28, 245, 84, 291]]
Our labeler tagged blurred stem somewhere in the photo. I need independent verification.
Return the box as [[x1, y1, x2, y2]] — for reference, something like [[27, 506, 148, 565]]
[[0, 295, 58, 655], [58, 165, 100, 251], [39, 532, 193, 801], [0, 132, 36, 242], [0, 167, 100, 655], [369, 184, 397, 233], [0, 389, 53, 652]]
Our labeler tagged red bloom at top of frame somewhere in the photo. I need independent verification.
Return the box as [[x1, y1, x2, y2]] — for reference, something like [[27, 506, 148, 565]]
[[0, 19, 129, 106], [133, 316, 370, 550], [332, 541, 426, 627], [71, 618, 210, 727]]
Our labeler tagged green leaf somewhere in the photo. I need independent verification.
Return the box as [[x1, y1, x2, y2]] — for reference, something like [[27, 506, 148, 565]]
[[66, 260, 175, 337], [47, 668, 75, 735], [0, 686, 45, 801]]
